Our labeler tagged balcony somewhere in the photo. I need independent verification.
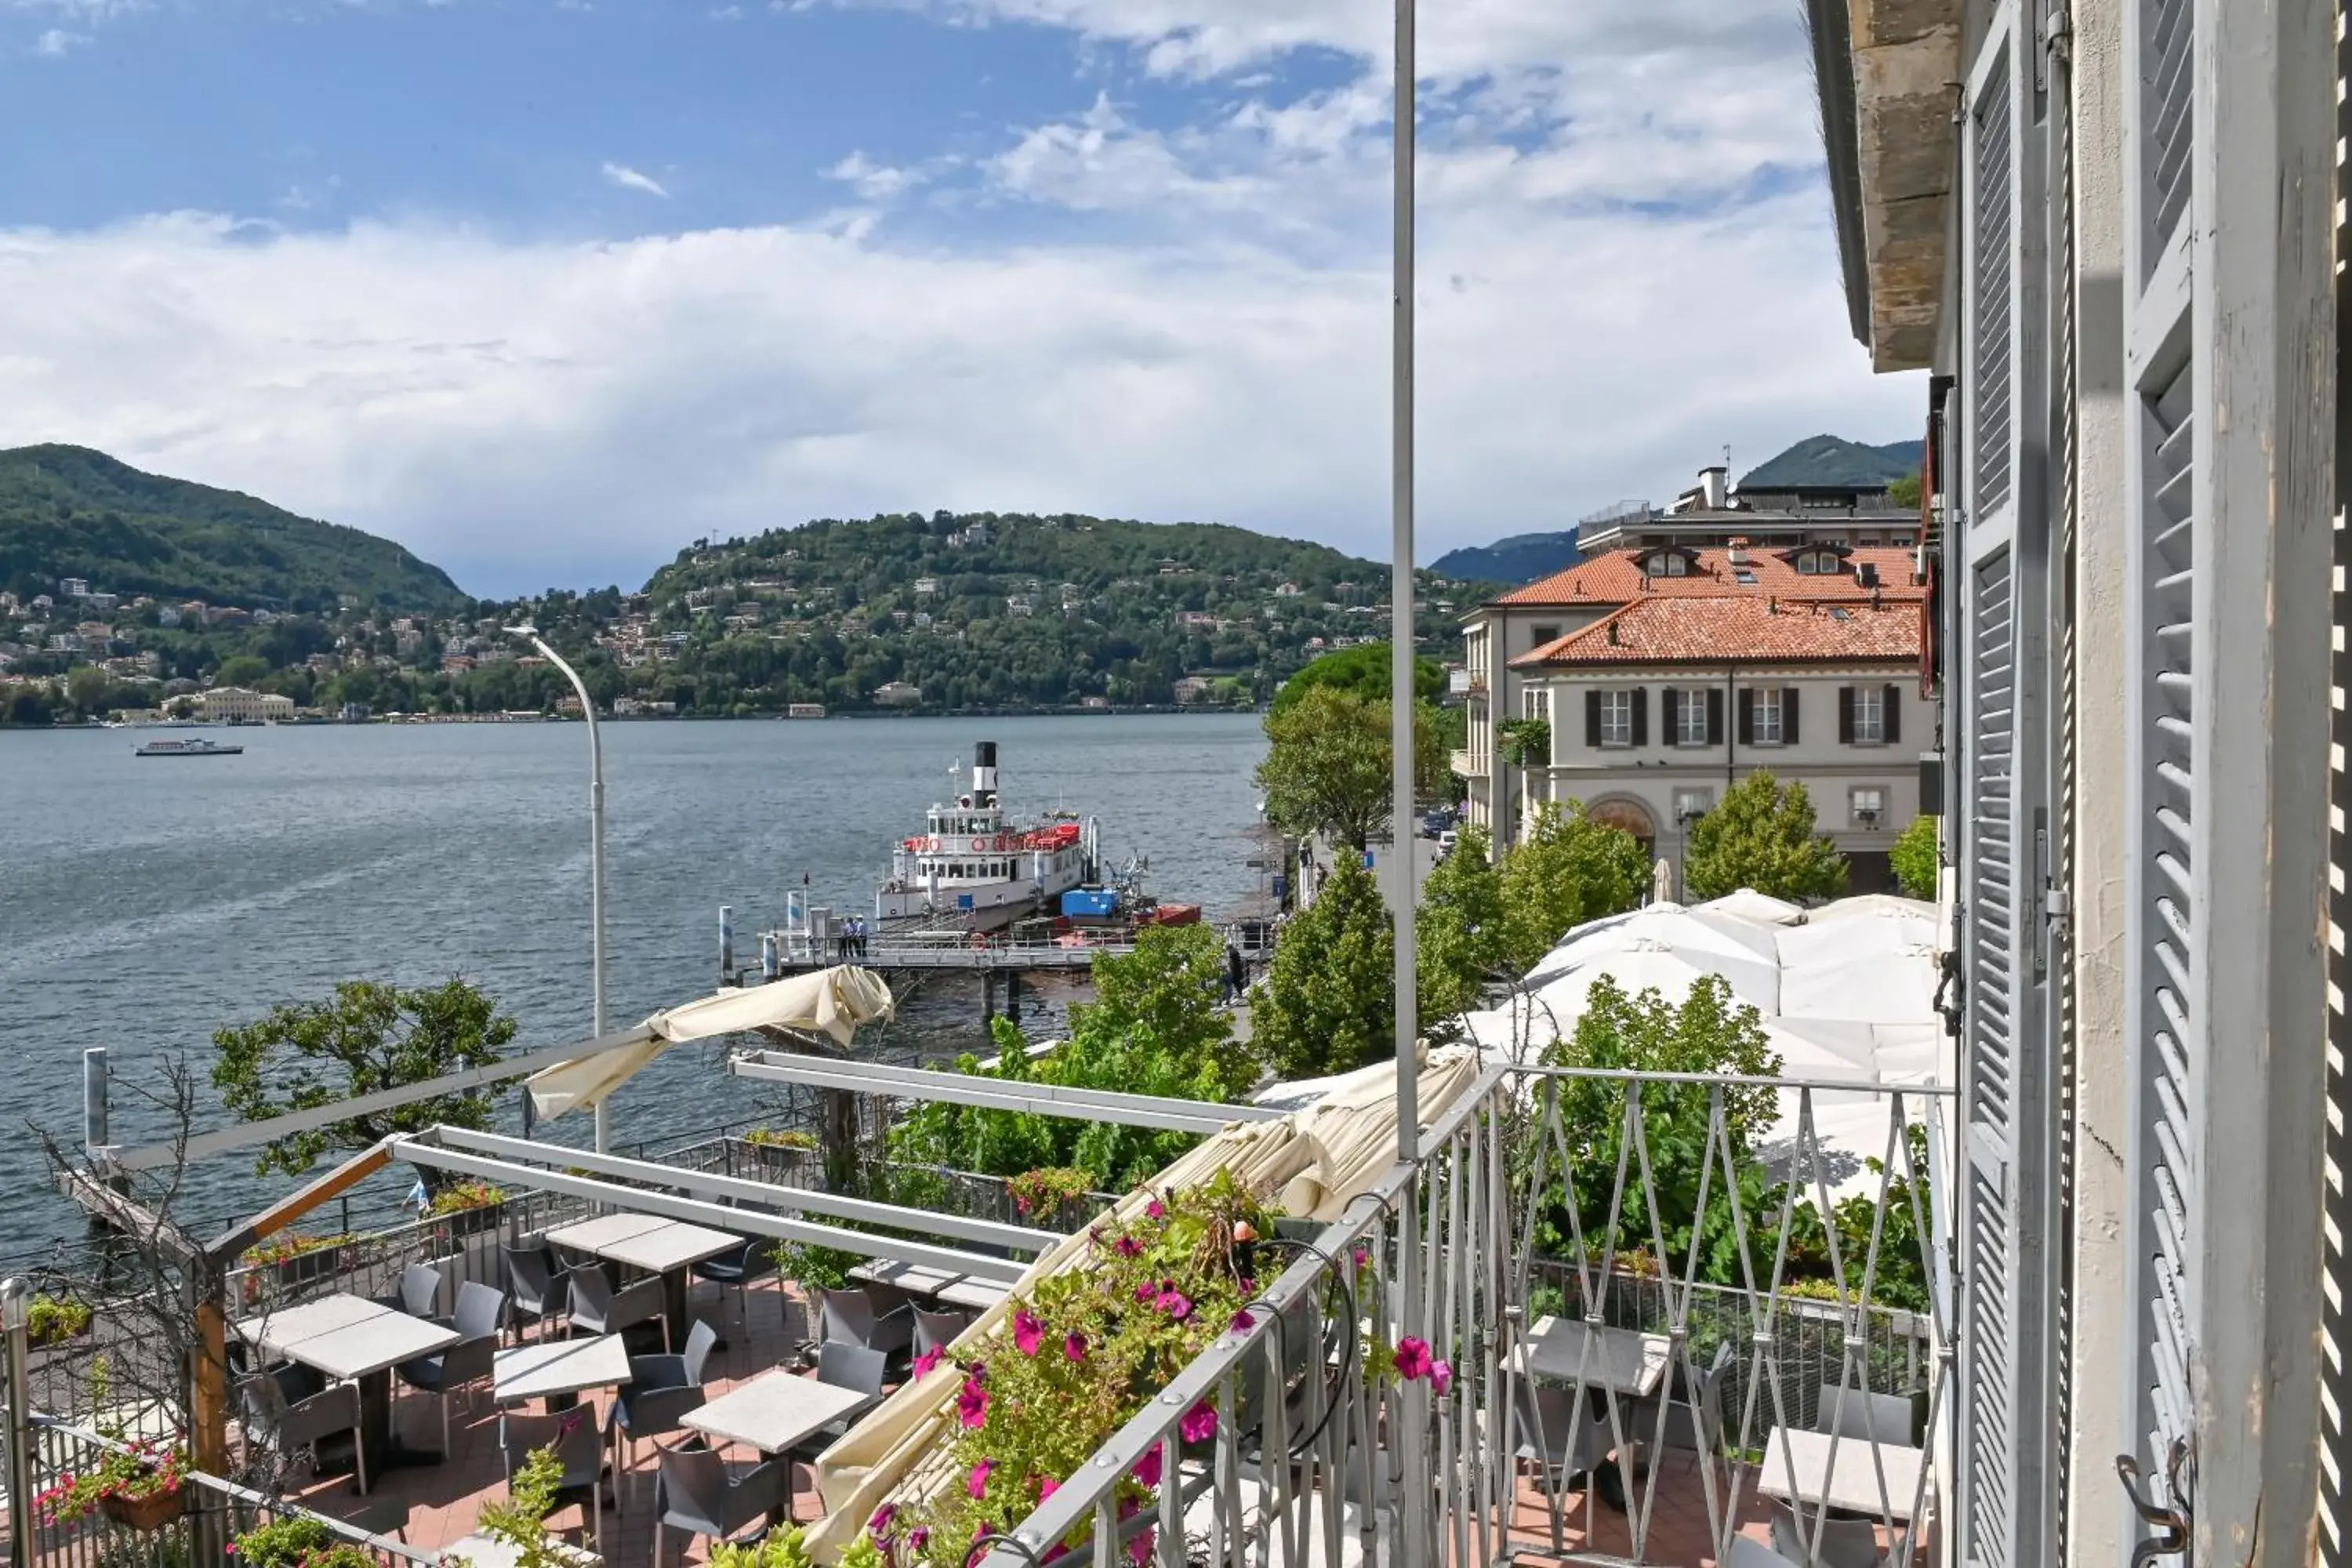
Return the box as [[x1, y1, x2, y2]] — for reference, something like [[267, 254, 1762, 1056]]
[[1452, 747, 1486, 777]]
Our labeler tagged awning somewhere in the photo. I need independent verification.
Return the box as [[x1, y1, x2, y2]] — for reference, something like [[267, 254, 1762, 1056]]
[[525, 966, 895, 1121]]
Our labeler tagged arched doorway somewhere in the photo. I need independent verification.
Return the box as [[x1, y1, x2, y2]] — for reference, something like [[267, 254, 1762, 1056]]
[[1585, 795, 1657, 855]]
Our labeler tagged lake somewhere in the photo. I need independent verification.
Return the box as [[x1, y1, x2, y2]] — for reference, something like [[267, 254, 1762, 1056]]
[[0, 713, 1270, 1254]]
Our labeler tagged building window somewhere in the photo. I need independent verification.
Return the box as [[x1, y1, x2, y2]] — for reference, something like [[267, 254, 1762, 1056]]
[[1675, 689, 1709, 746], [1646, 553, 1690, 578], [1795, 552, 1836, 575], [1752, 688, 1784, 744], [1599, 690, 1634, 746], [1529, 624, 1560, 649], [1850, 786, 1887, 829], [1523, 688, 1550, 722], [1673, 787, 1713, 824], [1853, 685, 1885, 744]]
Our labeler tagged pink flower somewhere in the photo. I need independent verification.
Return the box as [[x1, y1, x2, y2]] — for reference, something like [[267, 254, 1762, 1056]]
[[1129, 1529, 1155, 1566], [1394, 1337, 1433, 1381], [1146, 1198, 1167, 1220], [869, 1504, 896, 1535], [1239, 1275, 1257, 1295], [913, 1345, 945, 1379], [1229, 1308, 1256, 1334], [1352, 1245, 1369, 1269], [967, 1458, 996, 1499], [1065, 1331, 1088, 1362], [1014, 1194, 1033, 1214], [1013, 1308, 1045, 1357], [1157, 1288, 1193, 1322], [1432, 1360, 1454, 1397], [1131, 1445, 1163, 1489], [1114, 1236, 1144, 1258], [1038, 1475, 1058, 1501], [1043, 1546, 1069, 1565], [1134, 1283, 1156, 1304], [1179, 1402, 1218, 1443], [958, 1376, 991, 1428], [909, 1529, 929, 1555]]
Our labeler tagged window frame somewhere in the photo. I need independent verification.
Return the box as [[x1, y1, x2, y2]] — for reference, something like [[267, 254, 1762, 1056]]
[[1598, 690, 1635, 747], [1751, 688, 1785, 746], [1849, 786, 1887, 829], [1853, 685, 1887, 745], [1675, 688, 1710, 746]]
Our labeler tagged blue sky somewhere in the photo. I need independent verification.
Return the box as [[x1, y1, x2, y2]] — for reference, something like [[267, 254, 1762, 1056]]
[[0, 0, 1926, 597]]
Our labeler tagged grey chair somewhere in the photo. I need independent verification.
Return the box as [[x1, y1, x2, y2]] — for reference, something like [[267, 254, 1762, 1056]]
[[570, 1265, 669, 1352], [817, 1285, 913, 1360], [343, 1497, 412, 1544], [613, 1320, 718, 1504], [913, 1306, 973, 1362], [1724, 1536, 1806, 1568], [691, 1238, 779, 1332], [786, 1342, 887, 1465], [375, 1263, 443, 1320], [1514, 1379, 1606, 1486], [503, 1243, 571, 1341], [501, 1408, 615, 1546], [1770, 1499, 1886, 1568], [239, 1372, 368, 1494], [396, 1280, 505, 1453], [1812, 1384, 1914, 1444], [1625, 1340, 1735, 1472], [653, 1447, 789, 1568]]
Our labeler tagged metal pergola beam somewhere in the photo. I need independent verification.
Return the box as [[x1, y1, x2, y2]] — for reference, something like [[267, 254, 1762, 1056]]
[[387, 1131, 1035, 1282], [727, 1049, 1282, 1134]]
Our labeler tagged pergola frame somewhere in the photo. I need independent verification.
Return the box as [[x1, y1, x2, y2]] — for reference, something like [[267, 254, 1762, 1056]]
[[724, 1047, 1285, 1134]]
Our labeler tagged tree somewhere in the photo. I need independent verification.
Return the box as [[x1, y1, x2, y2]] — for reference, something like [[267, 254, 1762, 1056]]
[[212, 653, 271, 688], [1417, 824, 1508, 1025], [1253, 856, 1396, 1080], [1498, 801, 1650, 971], [1886, 472, 1922, 510], [64, 663, 111, 717], [210, 978, 518, 1178], [1681, 770, 1849, 903], [1270, 642, 1444, 714], [1889, 813, 1939, 900], [1254, 684, 1449, 851]]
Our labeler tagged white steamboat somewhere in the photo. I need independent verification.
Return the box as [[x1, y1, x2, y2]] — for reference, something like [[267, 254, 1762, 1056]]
[[877, 742, 1098, 926]]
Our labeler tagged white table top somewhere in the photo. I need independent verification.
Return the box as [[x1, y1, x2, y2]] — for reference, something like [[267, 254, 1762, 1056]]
[[438, 1533, 600, 1568], [1755, 1427, 1928, 1520], [851, 1260, 962, 1296], [1507, 1318, 1671, 1398], [937, 1277, 1012, 1312], [681, 1370, 875, 1455], [494, 1335, 635, 1403], [543, 1213, 670, 1255], [595, 1220, 744, 1275], [234, 1293, 458, 1380], [236, 1292, 387, 1355]]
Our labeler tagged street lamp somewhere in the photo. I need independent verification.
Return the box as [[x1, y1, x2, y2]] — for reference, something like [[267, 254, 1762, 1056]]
[[508, 624, 610, 1154]]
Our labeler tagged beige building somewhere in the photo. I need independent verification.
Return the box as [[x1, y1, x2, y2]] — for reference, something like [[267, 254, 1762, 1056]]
[[1458, 539, 1924, 845], [1508, 594, 1922, 892], [199, 686, 295, 724]]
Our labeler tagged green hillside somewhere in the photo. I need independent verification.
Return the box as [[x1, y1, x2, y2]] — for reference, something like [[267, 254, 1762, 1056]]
[[1428, 528, 1581, 586], [0, 445, 467, 613], [1739, 434, 1922, 488]]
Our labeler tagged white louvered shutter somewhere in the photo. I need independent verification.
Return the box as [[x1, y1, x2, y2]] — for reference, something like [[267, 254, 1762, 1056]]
[[1954, 5, 2057, 1566]]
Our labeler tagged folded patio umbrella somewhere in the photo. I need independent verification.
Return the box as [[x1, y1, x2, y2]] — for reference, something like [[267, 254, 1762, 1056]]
[[524, 965, 895, 1121]]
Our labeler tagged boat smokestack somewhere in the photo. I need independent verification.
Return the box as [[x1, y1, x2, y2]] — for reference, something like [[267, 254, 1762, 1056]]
[[972, 742, 999, 808]]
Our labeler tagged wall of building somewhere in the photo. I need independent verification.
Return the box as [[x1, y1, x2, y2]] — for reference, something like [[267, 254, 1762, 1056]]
[[1459, 604, 1613, 848]]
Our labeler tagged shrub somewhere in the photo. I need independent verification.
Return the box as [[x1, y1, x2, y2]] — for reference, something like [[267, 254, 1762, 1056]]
[[27, 1294, 92, 1345]]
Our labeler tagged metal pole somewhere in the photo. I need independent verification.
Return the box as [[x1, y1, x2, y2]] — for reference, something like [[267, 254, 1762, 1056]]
[[514, 628, 609, 1153], [82, 1046, 107, 1151], [3, 1278, 34, 1562]]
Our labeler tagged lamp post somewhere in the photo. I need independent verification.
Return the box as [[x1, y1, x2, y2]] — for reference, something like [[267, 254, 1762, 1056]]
[[508, 624, 610, 1154]]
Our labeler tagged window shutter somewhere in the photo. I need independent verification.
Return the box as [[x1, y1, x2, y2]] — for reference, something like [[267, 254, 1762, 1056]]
[[1584, 691, 1601, 749], [1736, 688, 1753, 746], [1631, 689, 1648, 747], [1782, 688, 1800, 745], [1664, 688, 1682, 741], [1707, 688, 1725, 746], [1885, 684, 1902, 744], [1838, 686, 1857, 743]]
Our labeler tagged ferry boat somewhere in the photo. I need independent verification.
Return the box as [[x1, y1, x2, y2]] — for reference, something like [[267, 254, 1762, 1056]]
[[877, 742, 1098, 925], [135, 737, 243, 757]]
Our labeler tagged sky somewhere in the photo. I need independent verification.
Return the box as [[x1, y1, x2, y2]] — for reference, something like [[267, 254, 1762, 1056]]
[[0, 0, 1928, 598]]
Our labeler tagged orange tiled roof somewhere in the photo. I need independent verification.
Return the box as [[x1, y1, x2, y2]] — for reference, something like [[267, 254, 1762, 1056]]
[[1509, 595, 1922, 669], [1492, 544, 1924, 607]]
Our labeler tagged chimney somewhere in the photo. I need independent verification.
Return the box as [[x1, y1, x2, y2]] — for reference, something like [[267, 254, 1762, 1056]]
[[1872, 588, 1883, 612], [1767, 596, 1778, 615], [1726, 535, 1750, 568], [1857, 561, 1880, 589], [971, 741, 999, 808], [1699, 466, 1729, 510], [1606, 619, 1621, 645]]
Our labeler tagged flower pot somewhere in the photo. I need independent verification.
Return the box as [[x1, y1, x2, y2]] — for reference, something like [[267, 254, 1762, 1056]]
[[100, 1489, 181, 1532], [436, 1200, 503, 1238]]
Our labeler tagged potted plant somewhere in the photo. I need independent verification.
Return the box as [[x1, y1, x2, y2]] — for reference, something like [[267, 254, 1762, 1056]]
[[239, 1233, 354, 1291], [1006, 1167, 1096, 1226], [35, 1437, 187, 1532], [26, 1294, 93, 1349], [231, 1515, 377, 1568], [707, 1527, 817, 1567], [740, 1127, 819, 1180], [428, 1178, 506, 1237]]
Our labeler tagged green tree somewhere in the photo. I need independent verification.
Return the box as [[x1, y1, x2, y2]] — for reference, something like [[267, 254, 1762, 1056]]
[[212, 653, 272, 688], [1886, 472, 1922, 510], [1253, 856, 1396, 1080], [1498, 801, 1650, 971], [1269, 642, 1443, 714], [1681, 770, 1849, 903], [64, 664, 112, 717], [210, 979, 517, 1178], [1255, 684, 1449, 851], [1417, 824, 1507, 1026], [1889, 813, 1939, 900]]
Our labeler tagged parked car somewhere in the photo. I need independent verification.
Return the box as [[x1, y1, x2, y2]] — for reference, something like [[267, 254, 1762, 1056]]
[[1437, 829, 1459, 857]]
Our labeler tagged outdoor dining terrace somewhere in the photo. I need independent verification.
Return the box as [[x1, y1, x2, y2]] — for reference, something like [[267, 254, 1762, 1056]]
[[0, 1039, 1953, 1568]]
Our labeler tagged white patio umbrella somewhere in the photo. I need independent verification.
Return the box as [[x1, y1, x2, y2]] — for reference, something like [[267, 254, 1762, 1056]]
[[1691, 888, 1809, 926], [1461, 944, 1781, 1062], [1777, 949, 1939, 1025], [525, 965, 895, 1121]]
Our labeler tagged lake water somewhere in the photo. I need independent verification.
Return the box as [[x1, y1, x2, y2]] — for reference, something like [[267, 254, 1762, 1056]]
[[0, 713, 1270, 1254]]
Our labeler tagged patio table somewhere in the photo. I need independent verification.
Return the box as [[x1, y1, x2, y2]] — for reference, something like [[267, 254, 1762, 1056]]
[[544, 1214, 742, 1346], [234, 1293, 458, 1486], [681, 1370, 877, 1519], [494, 1334, 634, 1412], [935, 1276, 1013, 1312], [1755, 1427, 1928, 1522], [849, 1260, 963, 1298], [1506, 1316, 1672, 1399]]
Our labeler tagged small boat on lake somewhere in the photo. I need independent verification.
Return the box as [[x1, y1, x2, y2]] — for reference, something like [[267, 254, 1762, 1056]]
[[135, 737, 243, 757]]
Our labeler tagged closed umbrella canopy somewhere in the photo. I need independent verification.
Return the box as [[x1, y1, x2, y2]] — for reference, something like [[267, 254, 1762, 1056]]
[[526, 966, 895, 1121]]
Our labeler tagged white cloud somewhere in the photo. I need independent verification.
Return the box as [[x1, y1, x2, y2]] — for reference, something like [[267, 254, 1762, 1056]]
[[601, 162, 670, 198], [823, 151, 924, 202], [31, 25, 85, 53]]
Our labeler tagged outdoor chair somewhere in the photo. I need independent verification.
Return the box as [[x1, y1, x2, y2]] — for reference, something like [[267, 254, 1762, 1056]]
[[227, 1339, 324, 1405], [1624, 1340, 1734, 1474], [817, 1285, 913, 1362], [913, 1306, 973, 1363], [1723, 1536, 1806, 1568], [343, 1497, 412, 1544], [238, 1372, 368, 1494], [503, 1243, 571, 1341], [691, 1237, 778, 1334], [1811, 1384, 1915, 1446], [652, 1447, 789, 1568], [786, 1342, 887, 1465], [1514, 1378, 1609, 1523], [501, 1407, 615, 1546], [395, 1279, 505, 1453], [1770, 1499, 1887, 1568], [571, 1263, 670, 1352], [613, 1319, 718, 1505]]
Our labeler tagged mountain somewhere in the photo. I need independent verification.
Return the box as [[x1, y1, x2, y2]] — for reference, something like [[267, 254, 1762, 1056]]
[[1738, 434, 1923, 488], [0, 445, 467, 613], [1427, 529, 1581, 586]]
